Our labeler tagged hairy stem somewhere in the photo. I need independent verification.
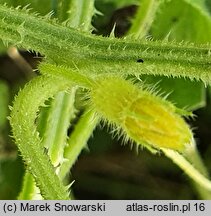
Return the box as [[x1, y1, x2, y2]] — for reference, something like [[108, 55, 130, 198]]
[[10, 75, 71, 199], [0, 5, 211, 83], [38, 63, 94, 88]]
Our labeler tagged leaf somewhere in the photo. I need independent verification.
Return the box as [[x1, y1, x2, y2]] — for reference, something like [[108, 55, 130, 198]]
[[151, 0, 211, 43], [141, 75, 206, 110], [147, 0, 211, 110]]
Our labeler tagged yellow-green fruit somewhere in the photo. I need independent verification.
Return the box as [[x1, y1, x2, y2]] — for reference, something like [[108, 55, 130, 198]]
[[90, 77, 193, 151]]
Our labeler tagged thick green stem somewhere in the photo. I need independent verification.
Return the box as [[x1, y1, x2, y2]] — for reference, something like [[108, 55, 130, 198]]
[[38, 63, 94, 88], [56, 0, 95, 30], [162, 148, 211, 193], [65, 0, 95, 31], [42, 89, 77, 167], [127, 0, 160, 39], [0, 5, 211, 83], [183, 143, 211, 199], [10, 75, 71, 199], [59, 110, 99, 180], [184, 143, 209, 177]]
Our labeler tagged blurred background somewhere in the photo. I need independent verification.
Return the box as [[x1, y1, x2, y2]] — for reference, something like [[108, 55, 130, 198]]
[[1, 0, 211, 199]]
